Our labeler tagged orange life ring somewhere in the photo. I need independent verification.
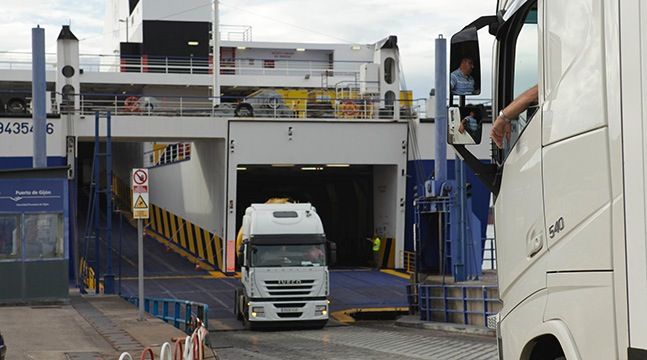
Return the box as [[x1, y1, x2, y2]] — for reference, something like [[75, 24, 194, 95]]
[[124, 96, 141, 112], [340, 100, 359, 117]]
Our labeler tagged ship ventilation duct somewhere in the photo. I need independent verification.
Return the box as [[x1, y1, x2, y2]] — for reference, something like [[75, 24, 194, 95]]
[[373, 35, 401, 120], [56, 25, 80, 113]]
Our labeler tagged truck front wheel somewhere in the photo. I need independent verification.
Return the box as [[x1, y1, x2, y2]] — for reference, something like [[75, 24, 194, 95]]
[[234, 288, 244, 320], [241, 302, 256, 330]]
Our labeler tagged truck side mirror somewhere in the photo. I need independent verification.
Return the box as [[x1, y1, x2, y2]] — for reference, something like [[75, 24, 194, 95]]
[[239, 242, 248, 268], [449, 26, 481, 96], [447, 104, 485, 145]]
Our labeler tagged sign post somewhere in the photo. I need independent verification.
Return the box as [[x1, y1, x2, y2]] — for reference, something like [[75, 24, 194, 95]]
[[131, 168, 149, 321]]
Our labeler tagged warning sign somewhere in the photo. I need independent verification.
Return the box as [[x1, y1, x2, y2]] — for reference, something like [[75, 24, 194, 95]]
[[133, 169, 148, 185], [134, 195, 148, 209], [131, 168, 149, 219]]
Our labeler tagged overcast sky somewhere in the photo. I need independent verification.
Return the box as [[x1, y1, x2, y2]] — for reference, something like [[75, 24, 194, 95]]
[[3, 0, 496, 99]]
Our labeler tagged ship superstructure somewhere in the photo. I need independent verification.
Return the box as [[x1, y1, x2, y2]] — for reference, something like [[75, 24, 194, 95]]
[[0, 0, 493, 275]]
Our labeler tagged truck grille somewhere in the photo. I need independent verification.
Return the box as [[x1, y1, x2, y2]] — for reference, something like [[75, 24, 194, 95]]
[[264, 280, 315, 296], [277, 312, 302, 318], [274, 303, 306, 308]]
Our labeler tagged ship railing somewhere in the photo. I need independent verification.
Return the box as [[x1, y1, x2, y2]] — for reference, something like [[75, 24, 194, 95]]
[[403, 250, 416, 274], [220, 24, 253, 41], [102, 55, 362, 78], [482, 237, 496, 270], [0, 51, 58, 70], [0, 51, 363, 78], [76, 93, 427, 120], [144, 143, 192, 168]]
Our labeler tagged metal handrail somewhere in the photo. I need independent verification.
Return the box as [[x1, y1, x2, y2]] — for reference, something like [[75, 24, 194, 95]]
[[0, 51, 364, 77], [482, 237, 496, 270], [403, 250, 416, 274], [123, 296, 209, 334], [73, 93, 424, 120], [418, 284, 500, 328], [144, 143, 192, 168]]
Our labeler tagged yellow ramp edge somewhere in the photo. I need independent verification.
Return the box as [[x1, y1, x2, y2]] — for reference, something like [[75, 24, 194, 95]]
[[331, 307, 410, 324], [380, 269, 411, 280]]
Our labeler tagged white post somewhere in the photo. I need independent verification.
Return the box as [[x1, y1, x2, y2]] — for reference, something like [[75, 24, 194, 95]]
[[138, 219, 144, 321], [212, 0, 221, 106]]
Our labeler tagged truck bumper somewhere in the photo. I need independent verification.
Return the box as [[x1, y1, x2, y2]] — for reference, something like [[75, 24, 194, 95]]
[[247, 299, 329, 322]]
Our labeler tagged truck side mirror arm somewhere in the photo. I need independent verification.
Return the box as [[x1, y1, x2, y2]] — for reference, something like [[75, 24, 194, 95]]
[[463, 15, 501, 35], [452, 144, 501, 196]]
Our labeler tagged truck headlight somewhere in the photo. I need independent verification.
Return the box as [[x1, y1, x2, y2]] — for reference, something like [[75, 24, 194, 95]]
[[315, 305, 328, 316], [251, 306, 265, 317]]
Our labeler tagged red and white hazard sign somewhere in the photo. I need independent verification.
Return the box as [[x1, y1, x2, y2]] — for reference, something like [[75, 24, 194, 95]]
[[131, 168, 149, 219]]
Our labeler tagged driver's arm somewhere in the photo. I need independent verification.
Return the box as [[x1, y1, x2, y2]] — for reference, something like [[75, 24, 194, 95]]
[[490, 85, 539, 148]]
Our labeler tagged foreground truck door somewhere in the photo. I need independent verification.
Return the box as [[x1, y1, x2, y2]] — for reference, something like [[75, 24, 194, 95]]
[[492, 2, 552, 357]]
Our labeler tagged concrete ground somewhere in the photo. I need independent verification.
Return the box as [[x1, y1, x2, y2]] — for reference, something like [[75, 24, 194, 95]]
[[210, 320, 498, 360], [0, 291, 185, 360]]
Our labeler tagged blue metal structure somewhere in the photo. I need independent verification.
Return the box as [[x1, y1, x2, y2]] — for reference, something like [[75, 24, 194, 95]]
[[418, 284, 499, 327], [31, 26, 46, 169], [123, 296, 209, 334], [0, 170, 70, 304], [434, 35, 448, 189], [82, 112, 114, 294], [412, 34, 485, 283]]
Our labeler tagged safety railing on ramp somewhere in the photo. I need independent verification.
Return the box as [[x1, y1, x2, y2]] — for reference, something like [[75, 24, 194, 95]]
[[418, 284, 500, 328], [123, 296, 209, 334], [403, 250, 415, 274]]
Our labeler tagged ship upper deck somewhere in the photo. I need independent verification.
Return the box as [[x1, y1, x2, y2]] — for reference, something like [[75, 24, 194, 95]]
[[0, 38, 374, 89]]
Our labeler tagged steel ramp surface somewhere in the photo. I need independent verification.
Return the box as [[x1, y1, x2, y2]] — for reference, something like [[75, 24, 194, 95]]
[[118, 268, 409, 331], [329, 269, 409, 311]]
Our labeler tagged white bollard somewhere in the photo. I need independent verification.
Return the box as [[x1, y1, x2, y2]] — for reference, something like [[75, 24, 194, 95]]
[[118, 353, 133, 360], [183, 335, 193, 360], [160, 342, 172, 360]]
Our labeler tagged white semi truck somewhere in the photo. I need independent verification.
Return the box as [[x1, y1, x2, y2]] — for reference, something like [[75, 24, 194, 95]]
[[234, 203, 329, 329], [448, 0, 647, 359]]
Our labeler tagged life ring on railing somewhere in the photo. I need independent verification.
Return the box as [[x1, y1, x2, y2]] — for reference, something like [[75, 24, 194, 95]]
[[340, 100, 359, 118], [124, 96, 141, 112]]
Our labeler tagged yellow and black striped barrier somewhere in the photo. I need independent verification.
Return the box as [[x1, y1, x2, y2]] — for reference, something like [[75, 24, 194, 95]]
[[111, 175, 224, 271], [79, 257, 104, 293], [148, 204, 224, 271], [377, 237, 397, 269]]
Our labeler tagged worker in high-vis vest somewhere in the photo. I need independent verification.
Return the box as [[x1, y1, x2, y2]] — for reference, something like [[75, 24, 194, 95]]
[[367, 236, 381, 269]]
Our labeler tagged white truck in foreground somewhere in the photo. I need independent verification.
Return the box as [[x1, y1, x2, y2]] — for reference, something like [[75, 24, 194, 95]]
[[234, 203, 329, 329], [448, 0, 647, 359]]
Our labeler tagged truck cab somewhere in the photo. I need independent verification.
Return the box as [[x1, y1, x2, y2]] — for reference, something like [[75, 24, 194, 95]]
[[234, 203, 329, 329], [448, 0, 647, 359]]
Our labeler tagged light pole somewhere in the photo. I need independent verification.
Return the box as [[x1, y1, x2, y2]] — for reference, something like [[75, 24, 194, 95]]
[[212, 0, 220, 106], [119, 18, 129, 43]]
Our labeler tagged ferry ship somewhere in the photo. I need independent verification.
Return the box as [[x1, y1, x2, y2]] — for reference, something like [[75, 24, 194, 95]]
[[0, 0, 493, 277]]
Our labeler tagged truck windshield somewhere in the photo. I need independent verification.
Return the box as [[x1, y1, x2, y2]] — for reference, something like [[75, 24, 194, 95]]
[[250, 244, 326, 267]]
